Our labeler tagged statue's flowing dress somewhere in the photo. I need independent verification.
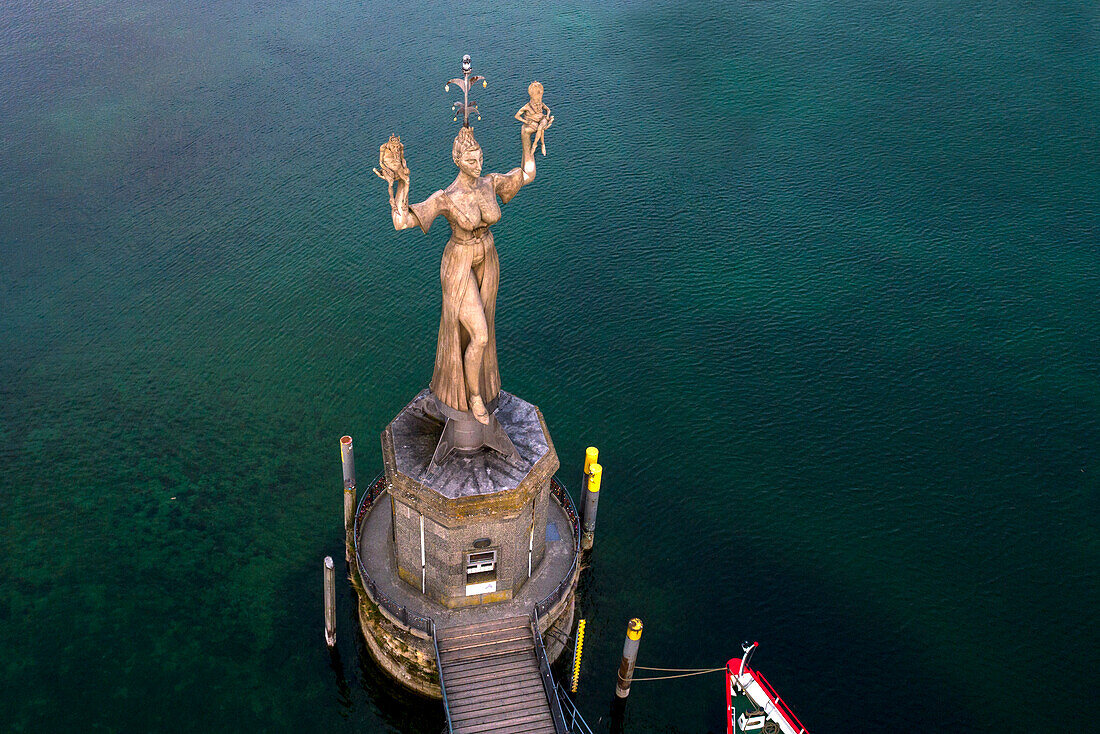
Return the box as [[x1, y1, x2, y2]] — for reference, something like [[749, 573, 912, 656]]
[[410, 167, 525, 413]]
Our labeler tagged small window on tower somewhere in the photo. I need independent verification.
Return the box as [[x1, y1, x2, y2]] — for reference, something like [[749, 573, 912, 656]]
[[465, 550, 497, 595]]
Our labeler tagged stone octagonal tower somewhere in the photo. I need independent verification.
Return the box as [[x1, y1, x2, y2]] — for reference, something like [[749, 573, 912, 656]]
[[382, 389, 559, 607]]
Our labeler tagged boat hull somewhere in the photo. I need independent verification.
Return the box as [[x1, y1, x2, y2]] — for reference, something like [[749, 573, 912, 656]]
[[726, 656, 808, 734]]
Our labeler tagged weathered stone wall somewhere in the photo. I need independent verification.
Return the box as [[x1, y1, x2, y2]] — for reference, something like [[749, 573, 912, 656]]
[[382, 402, 561, 609], [532, 478, 549, 571], [391, 480, 558, 608], [351, 578, 578, 702], [351, 572, 441, 699]]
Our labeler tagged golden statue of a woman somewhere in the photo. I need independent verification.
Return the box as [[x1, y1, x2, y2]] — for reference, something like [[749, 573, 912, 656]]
[[374, 56, 551, 470]]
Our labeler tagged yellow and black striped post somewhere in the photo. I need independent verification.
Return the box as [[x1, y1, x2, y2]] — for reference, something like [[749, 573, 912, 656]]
[[571, 619, 586, 692]]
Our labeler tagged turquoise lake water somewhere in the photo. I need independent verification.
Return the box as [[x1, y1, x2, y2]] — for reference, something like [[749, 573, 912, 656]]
[[1, 0, 1097, 731]]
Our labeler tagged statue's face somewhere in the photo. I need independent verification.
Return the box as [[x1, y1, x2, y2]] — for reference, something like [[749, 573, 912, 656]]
[[456, 147, 482, 178]]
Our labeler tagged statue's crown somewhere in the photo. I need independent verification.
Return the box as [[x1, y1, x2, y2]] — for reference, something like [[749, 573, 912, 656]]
[[445, 54, 486, 127]]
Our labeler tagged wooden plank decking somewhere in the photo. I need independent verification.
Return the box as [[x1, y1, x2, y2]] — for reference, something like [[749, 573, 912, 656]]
[[436, 616, 560, 734]]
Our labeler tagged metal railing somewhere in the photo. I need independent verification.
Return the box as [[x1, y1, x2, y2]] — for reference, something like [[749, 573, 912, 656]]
[[555, 683, 595, 734], [352, 473, 434, 635], [431, 623, 454, 733], [535, 477, 581, 618], [532, 609, 569, 734], [749, 668, 809, 734]]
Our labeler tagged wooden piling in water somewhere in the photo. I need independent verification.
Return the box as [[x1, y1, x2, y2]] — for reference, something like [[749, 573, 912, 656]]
[[615, 618, 643, 698], [324, 556, 336, 647], [340, 436, 356, 527], [344, 481, 355, 561], [341, 436, 356, 560]]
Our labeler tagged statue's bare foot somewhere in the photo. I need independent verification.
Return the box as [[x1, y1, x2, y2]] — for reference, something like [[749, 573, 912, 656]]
[[469, 394, 490, 425]]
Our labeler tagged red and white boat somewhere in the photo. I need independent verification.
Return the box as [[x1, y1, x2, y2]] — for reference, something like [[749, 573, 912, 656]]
[[726, 642, 809, 734]]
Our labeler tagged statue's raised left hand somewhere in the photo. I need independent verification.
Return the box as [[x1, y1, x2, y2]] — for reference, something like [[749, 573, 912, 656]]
[[374, 134, 409, 183], [376, 134, 411, 220]]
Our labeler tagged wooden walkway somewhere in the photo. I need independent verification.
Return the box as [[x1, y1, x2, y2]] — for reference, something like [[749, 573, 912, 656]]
[[436, 616, 564, 734]]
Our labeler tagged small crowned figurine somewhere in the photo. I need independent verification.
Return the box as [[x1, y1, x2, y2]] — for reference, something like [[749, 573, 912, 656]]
[[514, 81, 553, 156], [375, 134, 410, 217]]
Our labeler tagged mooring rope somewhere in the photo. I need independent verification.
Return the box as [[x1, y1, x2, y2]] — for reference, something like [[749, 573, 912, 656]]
[[635, 665, 724, 672], [628, 667, 726, 681]]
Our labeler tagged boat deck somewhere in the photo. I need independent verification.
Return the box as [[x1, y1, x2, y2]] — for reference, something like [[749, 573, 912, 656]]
[[727, 658, 808, 734]]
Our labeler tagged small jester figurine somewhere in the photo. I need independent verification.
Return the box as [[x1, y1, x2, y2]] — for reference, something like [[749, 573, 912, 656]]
[[514, 81, 553, 156], [374, 134, 410, 217]]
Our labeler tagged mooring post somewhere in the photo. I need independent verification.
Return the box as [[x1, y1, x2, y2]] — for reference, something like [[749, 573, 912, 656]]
[[340, 435, 356, 560], [580, 446, 598, 505], [581, 461, 602, 551], [615, 618, 643, 698], [344, 479, 355, 562], [324, 556, 337, 647], [340, 435, 356, 528]]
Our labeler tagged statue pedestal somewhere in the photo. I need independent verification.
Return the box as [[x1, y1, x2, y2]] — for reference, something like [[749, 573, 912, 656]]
[[381, 388, 560, 608], [427, 393, 521, 475]]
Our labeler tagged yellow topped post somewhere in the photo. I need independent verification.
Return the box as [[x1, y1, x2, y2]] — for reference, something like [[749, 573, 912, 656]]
[[587, 463, 602, 492], [615, 618, 643, 698], [584, 446, 599, 475], [581, 459, 602, 551]]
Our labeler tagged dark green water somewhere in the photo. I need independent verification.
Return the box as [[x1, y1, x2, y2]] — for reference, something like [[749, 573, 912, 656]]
[[2, 0, 1097, 731]]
